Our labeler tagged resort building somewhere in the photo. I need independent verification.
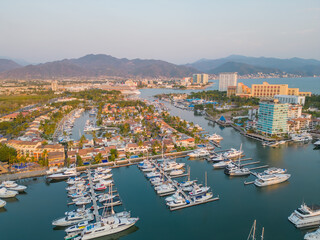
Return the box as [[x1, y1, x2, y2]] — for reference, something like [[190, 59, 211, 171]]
[[275, 95, 305, 105], [239, 82, 311, 99], [219, 72, 237, 91], [288, 105, 303, 119], [257, 100, 289, 135]]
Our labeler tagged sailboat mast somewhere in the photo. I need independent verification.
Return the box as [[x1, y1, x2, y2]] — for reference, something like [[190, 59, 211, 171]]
[[252, 220, 256, 240], [205, 171, 207, 187], [261, 227, 264, 240]]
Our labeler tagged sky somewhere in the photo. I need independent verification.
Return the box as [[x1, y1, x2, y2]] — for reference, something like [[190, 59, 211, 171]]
[[1, 0, 320, 64]]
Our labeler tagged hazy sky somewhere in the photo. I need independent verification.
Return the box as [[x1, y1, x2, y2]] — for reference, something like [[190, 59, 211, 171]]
[[1, 0, 320, 64]]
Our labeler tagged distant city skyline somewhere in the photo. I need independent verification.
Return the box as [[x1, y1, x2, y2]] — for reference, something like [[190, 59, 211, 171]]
[[1, 0, 320, 64]]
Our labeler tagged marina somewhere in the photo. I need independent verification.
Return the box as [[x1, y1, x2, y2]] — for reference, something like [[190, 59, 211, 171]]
[[0, 87, 320, 240]]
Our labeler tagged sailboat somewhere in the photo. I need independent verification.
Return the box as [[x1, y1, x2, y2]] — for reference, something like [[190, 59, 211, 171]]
[[224, 144, 250, 176], [247, 220, 264, 240]]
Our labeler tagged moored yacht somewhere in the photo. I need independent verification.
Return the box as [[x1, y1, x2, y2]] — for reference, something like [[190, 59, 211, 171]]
[[1, 181, 27, 192], [304, 227, 320, 240], [189, 184, 210, 196], [0, 187, 18, 198], [188, 149, 210, 158], [212, 159, 232, 169], [52, 212, 94, 227], [225, 166, 250, 176], [47, 168, 79, 180], [207, 133, 223, 142], [0, 199, 6, 208], [254, 173, 291, 187], [223, 148, 243, 158], [263, 167, 287, 175], [80, 215, 139, 240], [288, 203, 320, 228]]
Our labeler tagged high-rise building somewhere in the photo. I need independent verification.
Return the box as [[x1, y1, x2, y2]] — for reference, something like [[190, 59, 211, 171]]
[[51, 80, 58, 91], [257, 99, 288, 135], [193, 74, 208, 85], [219, 72, 237, 91], [193, 74, 201, 84], [201, 74, 208, 85]]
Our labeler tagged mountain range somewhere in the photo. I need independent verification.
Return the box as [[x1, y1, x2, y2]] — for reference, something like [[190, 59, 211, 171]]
[[0, 54, 195, 79], [0, 54, 320, 79], [186, 55, 320, 76]]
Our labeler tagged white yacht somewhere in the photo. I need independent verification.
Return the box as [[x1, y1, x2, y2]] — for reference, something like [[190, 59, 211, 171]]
[[212, 159, 232, 169], [155, 183, 175, 195], [146, 171, 161, 179], [80, 215, 139, 240], [207, 133, 223, 142], [46, 166, 66, 175], [263, 167, 287, 175], [305, 227, 320, 240], [163, 162, 185, 171], [188, 149, 210, 158], [225, 166, 250, 176], [94, 167, 112, 174], [169, 169, 184, 176], [314, 140, 320, 147], [92, 174, 112, 182], [0, 199, 6, 208], [193, 192, 213, 203], [288, 203, 320, 228], [94, 180, 113, 191], [179, 180, 196, 188], [223, 148, 243, 158], [189, 185, 210, 196], [52, 212, 94, 227], [98, 194, 117, 203], [1, 181, 27, 192], [166, 195, 187, 208], [47, 168, 79, 180], [0, 187, 18, 198], [65, 221, 89, 234], [208, 154, 224, 162], [254, 173, 291, 187]]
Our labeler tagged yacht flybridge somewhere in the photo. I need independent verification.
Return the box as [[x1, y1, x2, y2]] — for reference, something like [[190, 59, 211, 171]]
[[288, 203, 320, 228]]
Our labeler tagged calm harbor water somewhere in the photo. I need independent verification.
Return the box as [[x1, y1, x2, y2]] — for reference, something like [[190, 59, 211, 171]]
[[1, 78, 320, 240]]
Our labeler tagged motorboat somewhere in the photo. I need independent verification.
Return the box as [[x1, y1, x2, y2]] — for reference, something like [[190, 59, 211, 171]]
[[0, 199, 6, 208], [213, 159, 232, 169], [92, 174, 112, 182], [52, 212, 94, 227], [165, 191, 182, 202], [141, 167, 156, 172], [166, 195, 187, 208], [223, 148, 243, 158], [65, 207, 91, 216], [263, 167, 287, 175], [47, 168, 79, 180], [65, 221, 89, 234], [94, 180, 113, 191], [207, 133, 223, 142], [254, 173, 291, 187], [193, 192, 213, 203], [163, 162, 185, 171], [68, 191, 88, 199], [150, 177, 165, 186], [73, 196, 92, 206], [179, 180, 196, 188], [189, 185, 210, 196], [146, 171, 161, 179], [80, 215, 139, 240], [225, 166, 250, 176], [288, 203, 320, 228], [169, 169, 184, 176], [1, 181, 27, 192], [155, 183, 175, 195], [188, 149, 210, 158], [67, 177, 86, 185], [314, 140, 320, 148], [0, 187, 18, 198], [208, 154, 224, 162], [304, 227, 320, 240], [94, 167, 112, 174], [98, 194, 117, 203]]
